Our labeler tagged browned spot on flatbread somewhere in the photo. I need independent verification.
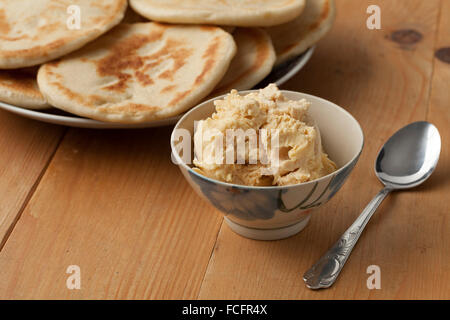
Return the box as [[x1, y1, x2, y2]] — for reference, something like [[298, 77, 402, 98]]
[[200, 26, 217, 32], [96, 25, 193, 91], [43, 64, 63, 80], [213, 29, 270, 93], [168, 36, 220, 107], [49, 80, 87, 106], [169, 90, 191, 107], [308, 1, 330, 31], [88, 94, 110, 106], [105, 74, 132, 91], [135, 70, 153, 86], [161, 84, 177, 93], [33, 22, 61, 39], [0, 9, 10, 34], [141, 60, 161, 71], [142, 37, 193, 81], [156, 40, 192, 81], [0, 69, 41, 98], [0, 34, 29, 41], [1, 39, 67, 58], [195, 36, 220, 86], [104, 103, 160, 114], [96, 31, 162, 91]]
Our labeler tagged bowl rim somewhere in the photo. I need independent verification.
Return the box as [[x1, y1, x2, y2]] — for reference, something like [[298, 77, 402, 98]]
[[170, 89, 365, 190]]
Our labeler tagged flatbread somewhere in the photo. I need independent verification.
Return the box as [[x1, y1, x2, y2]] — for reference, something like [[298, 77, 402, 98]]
[[210, 28, 275, 97], [267, 0, 336, 65], [129, 0, 306, 27], [37, 23, 237, 123], [0, 0, 127, 69], [0, 68, 49, 109]]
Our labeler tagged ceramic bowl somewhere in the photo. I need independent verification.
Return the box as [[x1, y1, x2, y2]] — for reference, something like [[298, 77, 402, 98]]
[[170, 91, 364, 240]]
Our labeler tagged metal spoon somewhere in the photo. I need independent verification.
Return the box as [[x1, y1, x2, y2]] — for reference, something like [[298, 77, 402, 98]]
[[303, 121, 441, 290]]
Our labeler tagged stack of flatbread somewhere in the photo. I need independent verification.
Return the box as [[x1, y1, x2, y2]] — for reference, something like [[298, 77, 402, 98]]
[[0, 0, 335, 123]]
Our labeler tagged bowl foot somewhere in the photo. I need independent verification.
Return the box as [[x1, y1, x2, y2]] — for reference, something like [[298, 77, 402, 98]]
[[224, 214, 311, 241]]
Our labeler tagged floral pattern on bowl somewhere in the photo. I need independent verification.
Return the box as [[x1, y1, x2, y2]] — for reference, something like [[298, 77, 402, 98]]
[[185, 155, 359, 228], [188, 170, 278, 221]]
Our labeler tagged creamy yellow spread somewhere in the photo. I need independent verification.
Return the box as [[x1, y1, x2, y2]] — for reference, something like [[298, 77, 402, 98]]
[[193, 84, 336, 186]]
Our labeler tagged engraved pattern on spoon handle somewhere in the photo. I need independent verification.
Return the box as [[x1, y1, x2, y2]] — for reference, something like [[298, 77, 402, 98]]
[[303, 187, 392, 289]]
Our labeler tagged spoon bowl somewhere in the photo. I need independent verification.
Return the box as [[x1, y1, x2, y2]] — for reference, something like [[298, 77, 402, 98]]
[[376, 121, 441, 189]]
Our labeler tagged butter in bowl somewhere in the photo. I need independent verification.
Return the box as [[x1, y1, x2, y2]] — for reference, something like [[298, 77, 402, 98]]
[[171, 84, 364, 240]]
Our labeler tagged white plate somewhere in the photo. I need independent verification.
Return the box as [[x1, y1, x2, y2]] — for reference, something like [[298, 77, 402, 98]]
[[0, 47, 314, 129]]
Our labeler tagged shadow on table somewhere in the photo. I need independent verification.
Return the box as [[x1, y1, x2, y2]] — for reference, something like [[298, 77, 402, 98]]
[[282, 27, 373, 114]]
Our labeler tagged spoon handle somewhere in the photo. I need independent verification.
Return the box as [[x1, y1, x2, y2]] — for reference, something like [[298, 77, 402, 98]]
[[303, 187, 392, 289]]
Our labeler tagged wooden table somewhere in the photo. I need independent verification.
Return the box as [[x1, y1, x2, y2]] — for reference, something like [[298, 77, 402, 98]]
[[0, 0, 448, 299]]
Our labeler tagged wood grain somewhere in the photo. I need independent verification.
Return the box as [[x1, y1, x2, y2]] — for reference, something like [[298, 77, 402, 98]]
[[0, 111, 64, 249], [422, 0, 450, 297], [198, 0, 448, 299], [0, 127, 223, 299], [0, 0, 448, 300]]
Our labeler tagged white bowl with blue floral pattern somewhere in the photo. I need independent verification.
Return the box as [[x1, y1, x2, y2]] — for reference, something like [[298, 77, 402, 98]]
[[171, 91, 364, 240]]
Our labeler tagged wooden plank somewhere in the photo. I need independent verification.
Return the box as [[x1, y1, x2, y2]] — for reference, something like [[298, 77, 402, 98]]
[[421, 0, 450, 298], [0, 111, 64, 248], [0, 127, 223, 299], [198, 0, 447, 299]]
